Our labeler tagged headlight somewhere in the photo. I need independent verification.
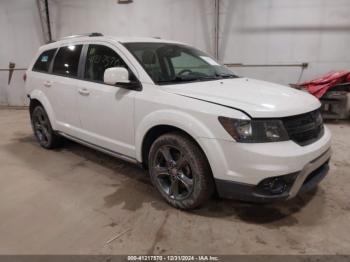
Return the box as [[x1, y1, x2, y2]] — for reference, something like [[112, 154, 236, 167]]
[[218, 116, 289, 143], [315, 110, 323, 126]]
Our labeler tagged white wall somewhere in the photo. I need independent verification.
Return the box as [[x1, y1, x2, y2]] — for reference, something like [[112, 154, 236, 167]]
[[0, 0, 215, 106], [219, 0, 350, 85], [1, 0, 350, 105], [49, 0, 215, 53], [0, 0, 45, 106]]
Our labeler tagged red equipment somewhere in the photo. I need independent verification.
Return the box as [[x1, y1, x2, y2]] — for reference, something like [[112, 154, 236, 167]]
[[300, 71, 350, 98]]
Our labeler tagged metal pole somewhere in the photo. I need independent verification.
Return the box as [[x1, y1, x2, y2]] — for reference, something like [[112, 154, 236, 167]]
[[44, 0, 52, 42], [214, 0, 220, 60]]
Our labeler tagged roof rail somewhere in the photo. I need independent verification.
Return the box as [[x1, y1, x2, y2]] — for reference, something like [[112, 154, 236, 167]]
[[60, 32, 103, 40]]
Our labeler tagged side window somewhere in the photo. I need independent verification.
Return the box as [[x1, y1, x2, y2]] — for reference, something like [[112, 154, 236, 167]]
[[32, 49, 57, 73], [84, 45, 129, 82], [52, 45, 83, 77]]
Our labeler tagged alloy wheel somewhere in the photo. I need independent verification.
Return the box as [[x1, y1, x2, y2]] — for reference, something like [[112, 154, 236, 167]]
[[152, 145, 194, 200], [33, 107, 51, 146]]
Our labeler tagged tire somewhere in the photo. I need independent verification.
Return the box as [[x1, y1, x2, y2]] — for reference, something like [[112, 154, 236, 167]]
[[148, 132, 214, 210], [30, 105, 62, 149]]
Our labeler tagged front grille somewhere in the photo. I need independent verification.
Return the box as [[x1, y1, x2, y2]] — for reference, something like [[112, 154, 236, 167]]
[[282, 109, 324, 146]]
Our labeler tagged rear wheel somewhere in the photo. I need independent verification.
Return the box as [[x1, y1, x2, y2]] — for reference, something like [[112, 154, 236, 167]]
[[31, 105, 62, 149], [148, 132, 214, 209]]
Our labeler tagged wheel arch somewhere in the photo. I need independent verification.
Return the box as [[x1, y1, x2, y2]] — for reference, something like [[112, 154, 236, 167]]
[[141, 125, 182, 168], [136, 110, 217, 166], [29, 90, 57, 130], [140, 124, 214, 175]]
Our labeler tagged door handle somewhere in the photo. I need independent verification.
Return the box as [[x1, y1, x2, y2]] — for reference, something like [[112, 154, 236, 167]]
[[43, 81, 52, 88], [78, 88, 90, 96]]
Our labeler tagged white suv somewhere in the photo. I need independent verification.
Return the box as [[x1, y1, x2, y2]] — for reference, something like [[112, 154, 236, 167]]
[[25, 33, 331, 209]]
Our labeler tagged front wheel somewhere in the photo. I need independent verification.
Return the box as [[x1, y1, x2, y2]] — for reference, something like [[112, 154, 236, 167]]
[[148, 132, 214, 209]]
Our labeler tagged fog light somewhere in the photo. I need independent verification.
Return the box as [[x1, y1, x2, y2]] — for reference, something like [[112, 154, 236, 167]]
[[262, 178, 287, 194], [255, 173, 298, 196]]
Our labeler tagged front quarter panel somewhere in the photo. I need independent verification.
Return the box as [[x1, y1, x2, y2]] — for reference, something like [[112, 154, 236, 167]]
[[134, 83, 249, 162]]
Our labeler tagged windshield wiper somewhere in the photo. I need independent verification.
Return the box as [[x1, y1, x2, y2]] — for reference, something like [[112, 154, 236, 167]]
[[216, 73, 238, 78], [193, 76, 221, 81], [158, 75, 217, 84], [157, 74, 230, 85]]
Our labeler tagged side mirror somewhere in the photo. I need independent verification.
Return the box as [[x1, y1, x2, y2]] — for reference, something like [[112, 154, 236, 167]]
[[104, 67, 130, 85], [103, 67, 142, 91]]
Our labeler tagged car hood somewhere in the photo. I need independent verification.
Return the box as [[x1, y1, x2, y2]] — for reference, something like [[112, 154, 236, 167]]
[[161, 78, 320, 118]]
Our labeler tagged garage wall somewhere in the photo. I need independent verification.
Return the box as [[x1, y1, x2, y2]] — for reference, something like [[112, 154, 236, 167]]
[[49, 0, 215, 53], [0, 0, 215, 106], [219, 0, 350, 85], [1, 0, 350, 105], [0, 0, 44, 106]]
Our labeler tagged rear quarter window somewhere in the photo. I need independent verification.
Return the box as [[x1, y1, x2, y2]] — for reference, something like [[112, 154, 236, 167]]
[[32, 49, 57, 72]]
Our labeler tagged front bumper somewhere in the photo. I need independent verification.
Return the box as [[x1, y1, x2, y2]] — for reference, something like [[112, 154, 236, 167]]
[[215, 148, 331, 202]]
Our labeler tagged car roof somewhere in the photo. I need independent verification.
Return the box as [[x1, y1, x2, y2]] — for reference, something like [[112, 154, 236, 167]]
[[110, 36, 184, 44], [39, 35, 187, 51]]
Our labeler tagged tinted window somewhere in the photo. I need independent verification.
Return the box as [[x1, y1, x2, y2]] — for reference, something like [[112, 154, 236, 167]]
[[124, 42, 236, 84], [52, 45, 83, 77], [32, 49, 57, 72], [84, 45, 129, 82]]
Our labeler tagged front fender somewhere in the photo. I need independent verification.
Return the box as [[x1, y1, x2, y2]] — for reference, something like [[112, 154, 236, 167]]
[[29, 89, 57, 130], [135, 109, 216, 162]]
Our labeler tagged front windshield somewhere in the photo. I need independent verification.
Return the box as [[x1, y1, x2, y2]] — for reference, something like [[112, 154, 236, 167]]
[[123, 42, 237, 85]]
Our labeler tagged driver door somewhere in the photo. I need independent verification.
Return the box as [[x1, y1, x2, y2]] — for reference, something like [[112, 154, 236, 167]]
[[76, 43, 136, 158]]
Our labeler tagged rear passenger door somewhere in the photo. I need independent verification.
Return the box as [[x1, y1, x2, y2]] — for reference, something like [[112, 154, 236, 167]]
[[76, 43, 136, 158], [50, 44, 83, 136]]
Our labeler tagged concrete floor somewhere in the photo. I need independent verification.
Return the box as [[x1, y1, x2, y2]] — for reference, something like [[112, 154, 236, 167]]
[[0, 108, 349, 255]]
